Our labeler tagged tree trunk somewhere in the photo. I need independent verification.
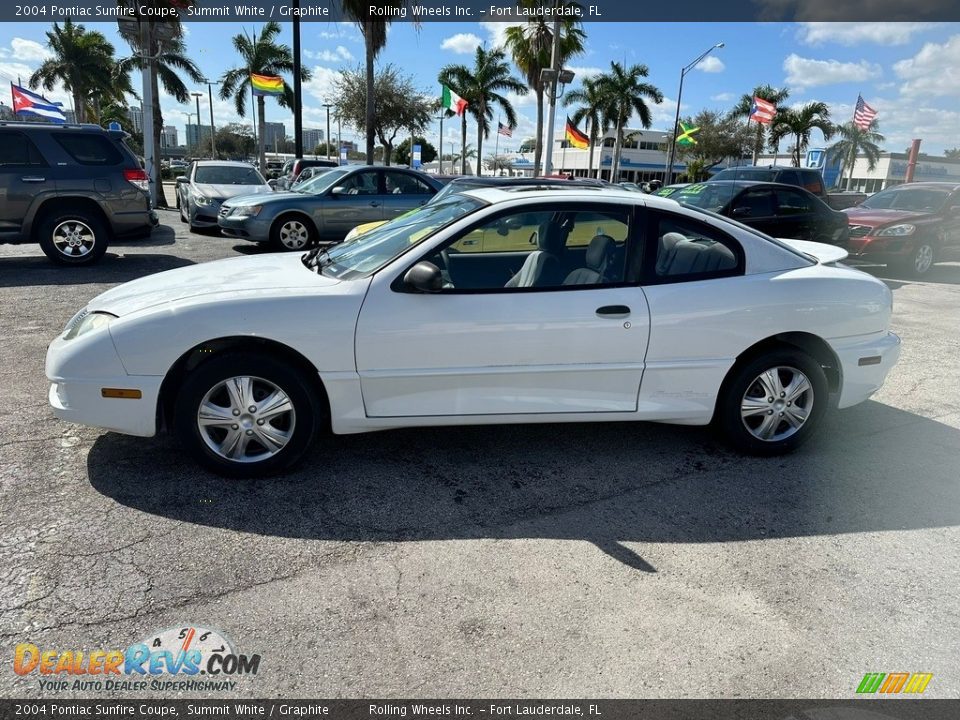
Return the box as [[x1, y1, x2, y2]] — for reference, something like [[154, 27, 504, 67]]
[[587, 136, 595, 178], [752, 122, 763, 165], [150, 50, 168, 208], [794, 133, 801, 167], [611, 115, 623, 182], [533, 84, 544, 176], [257, 96, 266, 172], [476, 104, 484, 176], [72, 90, 86, 123], [364, 22, 376, 166], [847, 149, 856, 189], [460, 114, 467, 175], [383, 142, 392, 166]]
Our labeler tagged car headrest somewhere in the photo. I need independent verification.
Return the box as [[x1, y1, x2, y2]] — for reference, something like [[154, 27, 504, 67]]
[[586, 234, 616, 271], [538, 222, 569, 254]]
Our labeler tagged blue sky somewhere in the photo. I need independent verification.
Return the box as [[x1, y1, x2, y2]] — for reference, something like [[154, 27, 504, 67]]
[[1, 21, 958, 155]]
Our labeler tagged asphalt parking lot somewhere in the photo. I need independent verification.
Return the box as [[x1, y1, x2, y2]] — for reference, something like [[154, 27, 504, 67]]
[[1, 210, 959, 699]]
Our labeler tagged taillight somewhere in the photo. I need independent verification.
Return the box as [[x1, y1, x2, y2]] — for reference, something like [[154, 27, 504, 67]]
[[124, 168, 149, 192]]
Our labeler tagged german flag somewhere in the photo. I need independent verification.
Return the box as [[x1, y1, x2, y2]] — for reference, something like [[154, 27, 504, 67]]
[[565, 117, 589, 149]]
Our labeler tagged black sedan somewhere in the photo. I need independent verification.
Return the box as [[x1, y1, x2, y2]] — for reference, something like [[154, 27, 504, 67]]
[[671, 181, 849, 245]]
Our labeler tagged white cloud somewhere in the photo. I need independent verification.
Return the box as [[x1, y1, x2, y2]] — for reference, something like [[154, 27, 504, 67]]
[[304, 65, 343, 104], [783, 54, 881, 89], [894, 34, 960, 98], [479, 21, 524, 50], [3, 38, 50, 62], [797, 22, 940, 46], [567, 66, 604, 80], [694, 56, 725, 73], [441, 33, 483, 55], [711, 92, 736, 102], [316, 22, 362, 44], [505, 90, 536, 109], [308, 46, 354, 63]]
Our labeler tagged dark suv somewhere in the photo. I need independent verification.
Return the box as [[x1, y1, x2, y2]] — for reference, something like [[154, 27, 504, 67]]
[[0, 121, 155, 265]]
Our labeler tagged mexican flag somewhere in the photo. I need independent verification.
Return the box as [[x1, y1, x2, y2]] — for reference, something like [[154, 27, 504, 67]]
[[441, 85, 468, 116]]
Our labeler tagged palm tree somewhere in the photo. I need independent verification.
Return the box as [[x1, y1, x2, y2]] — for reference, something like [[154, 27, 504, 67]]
[[439, 46, 527, 176], [220, 23, 310, 172], [503, 5, 586, 175], [563, 77, 611, 179], [594, 62, 663, 182], [117, 31, 203, 207], [339, 2, 406, 165], [29, 19, 124, 124], [770, 101, 834, 167], [733, 84, 790, 164], [830, 120, 885, 189]]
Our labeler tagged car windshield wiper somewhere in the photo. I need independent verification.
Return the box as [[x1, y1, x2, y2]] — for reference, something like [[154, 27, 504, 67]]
[[301, 247, 331, 272]]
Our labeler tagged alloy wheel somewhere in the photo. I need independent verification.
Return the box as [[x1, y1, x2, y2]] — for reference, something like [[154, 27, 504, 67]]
[[279, 220, 310, 250], [914, 244, 934, 275], [739, 366, 814, 442], [52, 220, 95, 258]]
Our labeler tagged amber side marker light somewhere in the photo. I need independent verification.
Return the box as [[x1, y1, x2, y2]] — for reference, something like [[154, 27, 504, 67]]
[[858, 356, 882, 367], [101, 388, 143, 399]]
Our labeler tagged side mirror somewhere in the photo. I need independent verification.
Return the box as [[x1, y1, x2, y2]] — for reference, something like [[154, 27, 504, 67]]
[[731, 206, 751, 218], [403, 261, 443, 293], [330, 186, 347, 196], [175, 176, 188, 186]]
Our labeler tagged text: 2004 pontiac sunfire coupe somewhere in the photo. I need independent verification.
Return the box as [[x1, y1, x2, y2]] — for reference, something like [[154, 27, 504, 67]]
[[46, 187, 900, 477]]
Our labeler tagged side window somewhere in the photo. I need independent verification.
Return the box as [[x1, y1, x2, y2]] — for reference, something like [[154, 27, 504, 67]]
[[334, 170, 378, 195], [730, 188, 775, 218], [423, 207, 632, 291], [774, 189, 814, 215], [384, 172, 433, 195], [0, 131, 47, 167], [652, 212, 741, 281], [777, 170, 800, 186], [52, 134, 123, 166], [800, 171, 824, 195]]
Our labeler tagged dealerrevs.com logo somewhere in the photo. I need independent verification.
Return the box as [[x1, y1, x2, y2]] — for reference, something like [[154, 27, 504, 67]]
[[856, 672, 933, 695], [13, 626, 260, 693]]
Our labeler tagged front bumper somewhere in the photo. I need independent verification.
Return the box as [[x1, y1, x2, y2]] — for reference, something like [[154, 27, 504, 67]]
[[843, 233, 919, 262], [190, 200, 223, 228], [218, 211, 272, 242], [829, 331, 901, 409]]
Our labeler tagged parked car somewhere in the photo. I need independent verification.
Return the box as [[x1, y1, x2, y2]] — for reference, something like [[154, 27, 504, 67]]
[[272, 158, 341, 191], [342, 175, 610, 242], [175, 161, 271, 231], [842, 182, 960, 276], [670, 181, 849, 244], [652, 183, 689, 198], [709, 165, 866, 210], [47, 187, 900, 477], [0, 120, 155, 265], [218, 165, 443, 251], [290, 165, 335, 187]]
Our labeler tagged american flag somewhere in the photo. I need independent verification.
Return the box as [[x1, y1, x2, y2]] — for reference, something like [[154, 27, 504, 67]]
[[497, 122, 513, 138], [749, 96, 777, 125], [854, 94, 878, 130]]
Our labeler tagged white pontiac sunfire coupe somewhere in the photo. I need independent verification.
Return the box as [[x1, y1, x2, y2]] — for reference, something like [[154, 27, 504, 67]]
[[46, 187, 901, 477]]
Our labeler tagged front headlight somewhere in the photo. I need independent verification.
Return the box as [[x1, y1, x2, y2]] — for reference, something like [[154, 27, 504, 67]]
[[877, 223, 916, 236], [62, 310, 117, 340], [230, 205, 263, 218], [194, 194, 212, 206]]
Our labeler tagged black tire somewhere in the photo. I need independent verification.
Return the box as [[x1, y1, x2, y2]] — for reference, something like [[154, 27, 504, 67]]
[[173, 352, 324, 478], [270, 214, 317, 252], [715, 349, 828, 456], [37, 209, 109, 265], [891, 241, 935, 277]]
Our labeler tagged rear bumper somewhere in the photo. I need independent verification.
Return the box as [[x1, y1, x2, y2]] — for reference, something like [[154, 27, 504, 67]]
[[829, 331, 901, 409]]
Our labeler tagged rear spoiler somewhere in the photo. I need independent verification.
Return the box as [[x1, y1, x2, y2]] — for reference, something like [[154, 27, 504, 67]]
[[777, 238, 849, 264]]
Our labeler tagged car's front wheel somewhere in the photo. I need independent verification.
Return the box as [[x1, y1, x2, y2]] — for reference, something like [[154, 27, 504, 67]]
[[174, 353, 323, 478], [38, 210, 109, 265], [892, 241, 935, 277], [716, 350, 828, 455], [271, 214, 317, 251]]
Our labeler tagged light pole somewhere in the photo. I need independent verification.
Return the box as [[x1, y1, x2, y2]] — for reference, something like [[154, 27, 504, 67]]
[[666, 42, 724, 185], [203, 79, 220, 159], [186, 112, 197, 156], [191, 92, 204, 158], [292, 1, 303, 159], [437, 113, 446, 173], [323, 103, 334, 159]]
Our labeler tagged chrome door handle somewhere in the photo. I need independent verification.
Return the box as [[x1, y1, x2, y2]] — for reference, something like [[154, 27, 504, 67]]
[[21, 176, 46, 183], [369, 201, 381, 207]]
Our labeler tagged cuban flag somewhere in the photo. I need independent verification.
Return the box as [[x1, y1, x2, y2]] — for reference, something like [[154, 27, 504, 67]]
[[11, 84, 67, 123]]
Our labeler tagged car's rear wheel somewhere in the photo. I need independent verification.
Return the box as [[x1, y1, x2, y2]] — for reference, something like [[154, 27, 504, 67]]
[[174, 353, 323, 478], [716, 350, 828, 455], [271, 215, 316, 251], [892, 241, 935, 277], [38, 211, 109, 265]]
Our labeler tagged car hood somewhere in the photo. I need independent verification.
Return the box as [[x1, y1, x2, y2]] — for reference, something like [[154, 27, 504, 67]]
[[226, 190, 307, 207], [842, 207, 933, 226], [194, 183, 271, 201], [88, 253, 337, 316]]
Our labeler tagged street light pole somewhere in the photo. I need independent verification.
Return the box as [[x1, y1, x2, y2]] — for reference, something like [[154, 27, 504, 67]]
[[204, 80, 220, 159], [192, 92, 203, 158], [542, 18, 562, 176], [292, 1, 303, 159], [323, 103, 333, 159], [666, 41, 724, 185], [186, 112, 197, 155], [437, 113, 445, 174]]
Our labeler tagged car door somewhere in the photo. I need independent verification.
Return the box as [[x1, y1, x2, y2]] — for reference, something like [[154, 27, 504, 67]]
[[944, 190, 960, 251], [354, 202, 650, 417], [772, 187, 817, 240], [726, 187, 780, 237], [381, 170, 435, 220], [319, 168, 385, 240], [0, 129, 50, 240]]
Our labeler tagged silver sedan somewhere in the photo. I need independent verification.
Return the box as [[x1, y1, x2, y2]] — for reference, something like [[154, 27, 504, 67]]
[[176, 161, 272, 231]]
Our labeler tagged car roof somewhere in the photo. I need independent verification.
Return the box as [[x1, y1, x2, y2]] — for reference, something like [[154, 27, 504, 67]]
[[882, 181, 960, 191], [0, 120, 127, 140], [194, 160, 257, 167], [460, 185, 656, 206], [447, 176, 604, 189]]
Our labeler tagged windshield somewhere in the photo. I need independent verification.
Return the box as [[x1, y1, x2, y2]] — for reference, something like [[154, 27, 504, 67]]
[[293, 167, 334, 185], [860, 187, 949, 212], [431, 179, 490, 203], [195, 165, 265, 185], [711, 168, 775, 182], [672, 183, 739, 212], [294, 167, 353, 194], [315, 196, 486, 280]]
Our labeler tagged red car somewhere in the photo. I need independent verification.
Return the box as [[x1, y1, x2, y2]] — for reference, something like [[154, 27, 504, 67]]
[[843, 182, 960, 276]]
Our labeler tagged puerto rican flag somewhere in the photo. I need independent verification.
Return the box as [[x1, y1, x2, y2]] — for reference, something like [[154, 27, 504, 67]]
[[749, 96, 777, 125], [11, 83, 67, 123]]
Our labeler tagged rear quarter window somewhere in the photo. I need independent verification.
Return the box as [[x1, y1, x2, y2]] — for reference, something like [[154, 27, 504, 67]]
[[53, 134, 123, 166]]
